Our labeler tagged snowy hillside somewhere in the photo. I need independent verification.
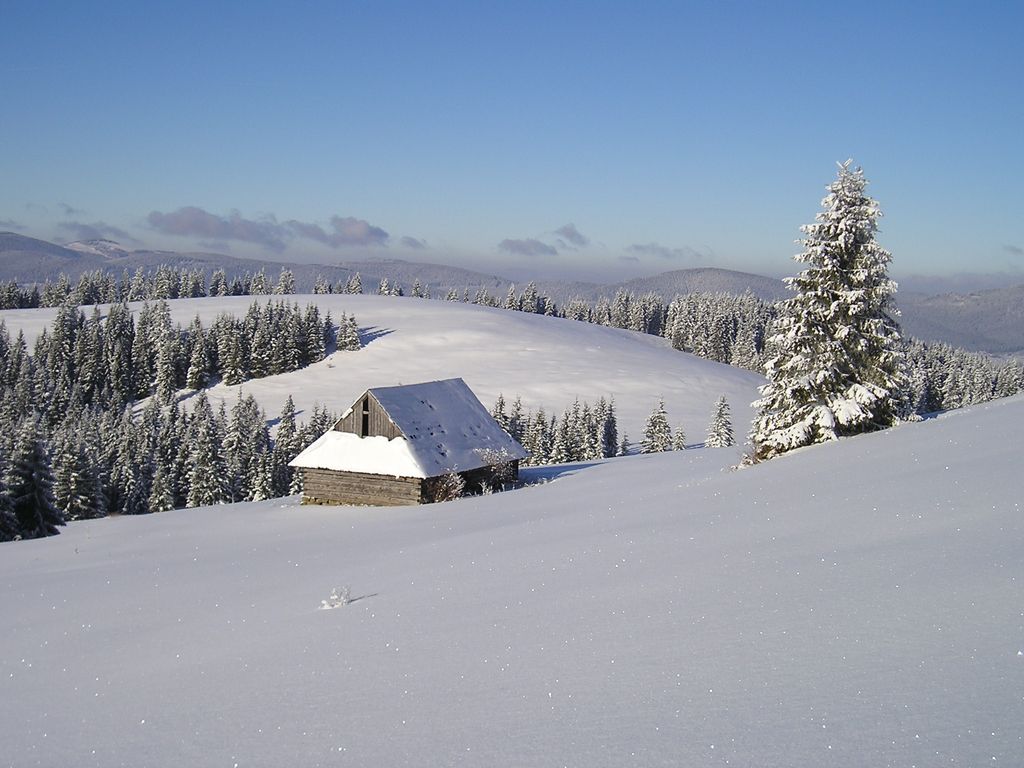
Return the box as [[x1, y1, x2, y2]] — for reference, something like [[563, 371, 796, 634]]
[[0, 294, 764, 439], [1, 390, 1022, 766], [63, 239, 130, 258]]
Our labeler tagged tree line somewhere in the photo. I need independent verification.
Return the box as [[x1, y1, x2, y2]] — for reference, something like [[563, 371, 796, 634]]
[[0, 300, 359, 541], [0, 264, 303, 310], [490, 391, 735, 465], [5, 258, 1021, 419]]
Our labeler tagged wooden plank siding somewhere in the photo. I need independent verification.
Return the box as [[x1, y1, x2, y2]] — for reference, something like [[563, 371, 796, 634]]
[[333, 393, 402, 439], [299, 467, 424, 507]]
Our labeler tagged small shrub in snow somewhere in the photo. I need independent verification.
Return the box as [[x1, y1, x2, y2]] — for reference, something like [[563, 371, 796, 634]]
[[320, 585, 351, 610], [425, 472, 466, 503], [476, 447, 516, 490]]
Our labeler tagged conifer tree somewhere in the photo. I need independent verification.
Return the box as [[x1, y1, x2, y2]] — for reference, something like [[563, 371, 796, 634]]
[[640, 398, 672, 453], [337, 315, 361, 351], [672, 425, 687, 451], [185, 392, 227, 507], [507, 396, 525, 443], [303, 304, 326, 363], [186, 330, 211, 389], [706, 396, 734, 448], [147, 461, 176, 513], [322, 311, 337, 352], [210, 269, 229, 297], [274, 268, 296, 295], [597, 396, 619, 458], [522, 409, 550, 466], [270, 396, 299, 496], [104, 303, 135, 408], [52, 427, 103, 521], [491, 394, 509, 432], [5, 416, 64, 538], [154, 322, 179, 404], [0, 473, 19, 541], [504, 284, 519, 311], [251, 268, 268, 294], [751, 161, 906, 461], [521, 282, 540, 314]]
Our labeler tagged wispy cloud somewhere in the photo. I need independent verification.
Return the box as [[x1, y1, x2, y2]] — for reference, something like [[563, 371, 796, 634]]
[[627, 242, 704, 261], [400, 236, 427, 249], [1004, 244, 1024, 257], [618, 255, 640, 263], [554, 223, 589, 247], [148, 207, 288, 251], [58, 220, 138, 244], [499, 238, 558, 257], [285, 216, 389, 247], [59, 203, 84, 216], [0, 218, 24, 230], [147, 206, 390, 251]]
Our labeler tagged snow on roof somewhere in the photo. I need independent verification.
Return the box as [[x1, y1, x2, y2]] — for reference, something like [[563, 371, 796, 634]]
[[290, 378, 528, 478], [288, 431, 426, 477]]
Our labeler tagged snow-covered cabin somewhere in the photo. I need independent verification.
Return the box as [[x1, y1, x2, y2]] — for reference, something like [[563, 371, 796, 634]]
[[289, 378, 529, 506]]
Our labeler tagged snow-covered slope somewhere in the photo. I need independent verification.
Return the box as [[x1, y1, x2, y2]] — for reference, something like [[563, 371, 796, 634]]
[[0, 294, 764, 439], [1, 394, 1021, 766], [63, 239, 130, 258]]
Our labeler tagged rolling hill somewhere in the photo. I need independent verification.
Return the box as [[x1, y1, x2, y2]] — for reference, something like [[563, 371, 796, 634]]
[[0, 294, 765, 440]]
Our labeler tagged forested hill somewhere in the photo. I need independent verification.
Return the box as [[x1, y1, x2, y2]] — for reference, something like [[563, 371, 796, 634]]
[[3, 233, 1022, 355]]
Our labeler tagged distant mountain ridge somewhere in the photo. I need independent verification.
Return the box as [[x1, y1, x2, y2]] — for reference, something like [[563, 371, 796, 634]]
[[898, 286, 1024, 356], [1, 232, 1020, 355]]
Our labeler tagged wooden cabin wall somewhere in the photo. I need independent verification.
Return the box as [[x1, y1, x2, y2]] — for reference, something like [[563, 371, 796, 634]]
[[333, 393, 402, 439], [300, 468, 423, 506]]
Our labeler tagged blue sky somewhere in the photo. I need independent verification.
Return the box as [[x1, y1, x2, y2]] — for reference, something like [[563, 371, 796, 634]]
[[2, 1, 1022, 284]]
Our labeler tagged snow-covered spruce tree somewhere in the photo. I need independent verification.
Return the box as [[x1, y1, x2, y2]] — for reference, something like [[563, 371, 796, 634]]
[[345, 272, 363, 294], [640, 398, 673, 453], [185, 392, 228, 508], [274, 268, 296, 295], [750, 161, 906, 461], [5, 416, 64, 539], [0, 448, 20, 541], [706, 395, 734, 448]]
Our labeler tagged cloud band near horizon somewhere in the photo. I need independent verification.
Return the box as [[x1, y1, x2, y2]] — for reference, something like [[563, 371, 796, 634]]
[[147, 206, 392, 251]]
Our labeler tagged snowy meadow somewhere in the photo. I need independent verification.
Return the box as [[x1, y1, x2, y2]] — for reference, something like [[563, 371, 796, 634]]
[[1, 294, 1022, 766]]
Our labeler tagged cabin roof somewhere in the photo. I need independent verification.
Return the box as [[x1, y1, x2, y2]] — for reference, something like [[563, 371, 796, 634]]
[[289, 378, 528, 478]]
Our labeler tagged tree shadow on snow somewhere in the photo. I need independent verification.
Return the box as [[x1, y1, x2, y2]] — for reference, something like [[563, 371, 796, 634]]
[[358, 326, 394, 346], [347, 592, 379, 605], [520, 461, 602, 485]]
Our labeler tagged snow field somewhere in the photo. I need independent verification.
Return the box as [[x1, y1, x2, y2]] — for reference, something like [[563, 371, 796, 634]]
[[1, 395, 1022, 766]]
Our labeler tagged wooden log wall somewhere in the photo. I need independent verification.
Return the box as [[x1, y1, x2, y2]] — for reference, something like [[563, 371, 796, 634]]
[[300, 467, 424, 507]]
